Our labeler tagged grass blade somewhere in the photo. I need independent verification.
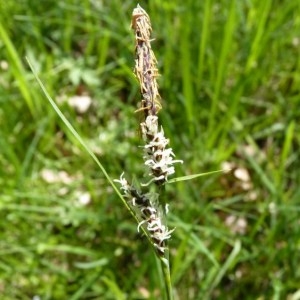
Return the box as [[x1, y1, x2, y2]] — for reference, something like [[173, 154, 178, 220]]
[[25, 57, 154, 248], [0, 22, 38, 116]]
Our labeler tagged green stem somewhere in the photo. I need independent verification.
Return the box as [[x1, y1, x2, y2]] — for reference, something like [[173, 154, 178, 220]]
[[157, 185, 173, 300], [160, 256, 173, 300]]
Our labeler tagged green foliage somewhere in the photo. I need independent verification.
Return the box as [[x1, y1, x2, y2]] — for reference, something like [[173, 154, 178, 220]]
[[0, 0, 300, 299]]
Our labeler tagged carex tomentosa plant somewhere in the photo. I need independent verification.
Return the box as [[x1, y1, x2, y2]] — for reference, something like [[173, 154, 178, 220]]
[[114, 5, 183, 299]]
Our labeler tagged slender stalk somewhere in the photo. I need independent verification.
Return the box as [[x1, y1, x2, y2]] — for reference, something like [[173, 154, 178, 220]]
[[161, 256, 173, 300]]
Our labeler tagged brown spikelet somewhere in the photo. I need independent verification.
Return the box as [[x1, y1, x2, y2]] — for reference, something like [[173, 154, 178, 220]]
[[131, 5, 162, 117]]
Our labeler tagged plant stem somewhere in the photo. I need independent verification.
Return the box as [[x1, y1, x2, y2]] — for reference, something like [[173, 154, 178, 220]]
[[160, 256, 173, 300]]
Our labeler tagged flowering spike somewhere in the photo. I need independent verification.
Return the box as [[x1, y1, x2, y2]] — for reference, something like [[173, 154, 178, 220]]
[[131, 5, 161, 116], [114, 173, 173, 255], [115, 5, 183, 257], [141, 115, 183, 185]]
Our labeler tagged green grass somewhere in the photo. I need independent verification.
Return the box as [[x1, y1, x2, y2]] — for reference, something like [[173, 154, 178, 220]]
[[1, 0, 300, 299]]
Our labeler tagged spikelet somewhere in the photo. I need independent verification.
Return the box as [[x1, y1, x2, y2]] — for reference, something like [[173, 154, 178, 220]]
[[114, 173, 174, 255], [131, 4, 162, 117]]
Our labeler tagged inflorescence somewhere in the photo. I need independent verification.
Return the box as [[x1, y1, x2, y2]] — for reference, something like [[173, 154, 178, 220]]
[[141, 115, 183, 186], [115, 173, 175, 255], [114, 5, 182, 256]]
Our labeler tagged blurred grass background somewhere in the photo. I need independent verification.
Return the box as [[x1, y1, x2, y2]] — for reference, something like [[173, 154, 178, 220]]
[[0, 0, 300, 299]]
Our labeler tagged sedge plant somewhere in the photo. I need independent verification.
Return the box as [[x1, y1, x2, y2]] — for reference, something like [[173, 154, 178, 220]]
[[27, 4, 224, 299], [114, 5, 183, 299], [115, 7, 224, 297]]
